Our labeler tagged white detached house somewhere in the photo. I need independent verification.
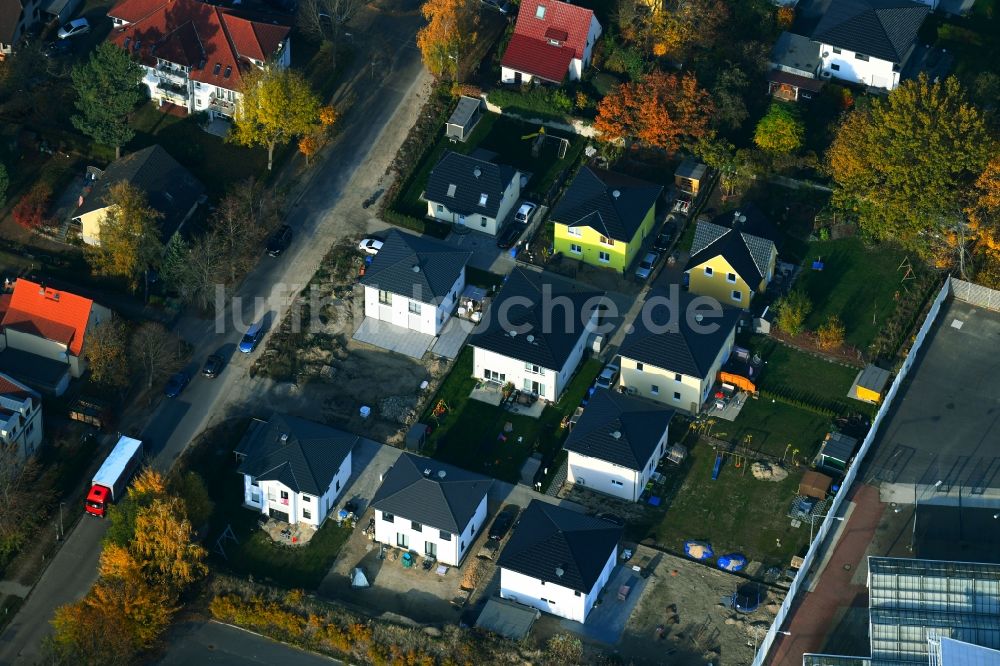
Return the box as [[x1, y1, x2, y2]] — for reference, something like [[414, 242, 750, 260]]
[[500, 0, 601, 84], [371, 453, 492, 566], [424, 152, 521, 237], [235, 414, 358, 527], [564, 389, 673, 502], [469, 268, 602, 401], [360, 229, 472, 336], [498, 500, 622, 623], [0, 373, 43, 460]]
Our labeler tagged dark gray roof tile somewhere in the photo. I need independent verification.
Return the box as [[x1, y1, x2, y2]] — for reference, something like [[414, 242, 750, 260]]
[[551, 167, 662, 244], [360, 229, 472, 302], [812, 0, 929, 63], [425, 151, 518, 219], [564, 389, 673, 470]]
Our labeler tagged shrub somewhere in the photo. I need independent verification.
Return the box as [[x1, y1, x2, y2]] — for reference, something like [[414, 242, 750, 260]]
[[817, 315, 846, 350], [775, 291, 812, 335], [12, 183, 52, 230], [487, 86, 573, 118]]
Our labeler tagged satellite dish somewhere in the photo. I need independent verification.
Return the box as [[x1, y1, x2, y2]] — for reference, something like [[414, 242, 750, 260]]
[[526, 334, 535, 343], [412, 265, 420, 272], [738, 214, 747, 224], [509, 330, 518, 337], [695, 314, 704, 322], [473, 167, 482, 178], [612, 189, 621, 198], [610, 431, 622, 439], [555, 567, 565, 577], [437, 470, 447, 479]]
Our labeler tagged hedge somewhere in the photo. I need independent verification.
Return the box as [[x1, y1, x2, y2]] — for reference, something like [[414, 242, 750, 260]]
[[381, 209, 451, 239]]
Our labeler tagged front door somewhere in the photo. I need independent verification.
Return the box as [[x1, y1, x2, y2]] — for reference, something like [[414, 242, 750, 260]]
[[514, 71, 522, 84], [425, 541, 437, 558], [524, 379, 544, 396], [457, 214, 466, 227]]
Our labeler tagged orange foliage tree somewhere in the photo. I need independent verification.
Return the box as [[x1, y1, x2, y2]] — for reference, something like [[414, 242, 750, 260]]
[[776, 6, 795, 28], [416, 0, 479, 80], [595, 71, 714, 153], [648, 0, 728, 61]]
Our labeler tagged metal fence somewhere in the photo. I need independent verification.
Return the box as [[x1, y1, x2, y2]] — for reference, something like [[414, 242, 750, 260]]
[[751, 277, 953, 666], [950, 278, 1000, 311]]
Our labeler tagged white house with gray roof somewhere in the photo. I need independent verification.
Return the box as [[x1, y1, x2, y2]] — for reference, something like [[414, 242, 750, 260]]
[[564, 389, 673, 502], [0, 372, 43, 460], [371, 453, 492, 566], [235, 414, 358, 527], [469, 268, 602, 401], [424, 151, 522, 236], [360, 230, 472, 336]]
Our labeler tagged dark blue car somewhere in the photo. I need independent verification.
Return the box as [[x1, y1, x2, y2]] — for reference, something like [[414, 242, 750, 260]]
[[164, 372, 190, 398]]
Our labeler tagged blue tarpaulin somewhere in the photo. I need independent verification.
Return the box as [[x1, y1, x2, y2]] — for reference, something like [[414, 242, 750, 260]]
[[718, 553, 748, 572]]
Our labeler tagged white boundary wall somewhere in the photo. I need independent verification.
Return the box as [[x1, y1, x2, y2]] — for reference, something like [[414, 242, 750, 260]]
[[752, 277, 953, 666]]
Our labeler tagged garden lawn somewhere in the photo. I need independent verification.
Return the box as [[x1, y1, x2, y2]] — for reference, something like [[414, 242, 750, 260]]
[[393, 112, 586, 220], [794, 237, 911, 350], [720, 398, 832, 460], [751, 338, 860, 414], [652, 442, 809, 567], [179, 419, 351, 590], [426, 349, 602, 482]]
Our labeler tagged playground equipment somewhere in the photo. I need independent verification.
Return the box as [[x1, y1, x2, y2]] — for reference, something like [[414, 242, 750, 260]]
[[710, 447, 750, 480], [520, 126, 570, 159]]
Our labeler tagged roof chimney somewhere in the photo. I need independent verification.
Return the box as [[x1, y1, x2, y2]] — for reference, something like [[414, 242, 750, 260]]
[[423, 468, 432, 476], [280, 433, 289, 442]]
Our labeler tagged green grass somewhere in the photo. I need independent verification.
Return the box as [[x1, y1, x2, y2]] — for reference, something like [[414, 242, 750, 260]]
[[712, 398, 832, 460], [750, 338, 860, 414], [178, 419, 351, 590], [426, 349, 602, 482], [794, 237, 911, 350], [652, 442, 809, 567]]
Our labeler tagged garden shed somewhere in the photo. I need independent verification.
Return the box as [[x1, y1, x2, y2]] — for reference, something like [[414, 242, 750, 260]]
[[445, 96, 484, 143], [675, 159, 708, 196], [799, 470, 833, 499], [817, 432, 858, 472], [850, 364, 891, 404]]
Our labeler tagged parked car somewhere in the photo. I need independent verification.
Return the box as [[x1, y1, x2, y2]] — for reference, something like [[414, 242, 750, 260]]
[[57, 18, 90, 39], [496, 221, 526, 250], [164, 372, 190, 398], [42, 39, 75, 57], [239, 321, 264, 353], [202, 354, 224, 378], [595, 363, 620, 390], [266, 225, 293, 257], [514, 202, 536, 224], [653, 230, 674, 253], [477, 539, 500, 560], [488, 504, 520, 541], [358, 238, 383, 255], [635, 251, 660, 280]]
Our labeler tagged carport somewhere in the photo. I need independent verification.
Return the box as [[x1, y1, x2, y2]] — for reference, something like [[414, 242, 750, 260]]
[[475, 597, 540, 639], [352, 318, 433, 359]]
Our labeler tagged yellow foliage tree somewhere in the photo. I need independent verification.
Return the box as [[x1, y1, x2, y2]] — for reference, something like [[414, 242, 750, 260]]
[[299, 134, 320, 166], [416, 0, 479, 80], [816, 315, 845, 350], [319, 105, 338, 128], [129, 468, 167, 500], [645, 0, 728, 61], [86, 578, 175, 649], [131, 498, 207, 590], [84, 182, 163, 292], [50, 598, 138, 664]]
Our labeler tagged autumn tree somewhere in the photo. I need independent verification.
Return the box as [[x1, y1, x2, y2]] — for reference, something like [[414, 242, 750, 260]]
[[298, 0, 371, 43], [85, 316, 130, 388], [0, 443, 48, 560], [85, 182, 164, 293], [595, 71, 713, 153], [12, 183, 52, 230], [754, 102, 804, 154], [827, 74, 995, 258], [230, 65, 321, 170], [105, 468, 168, 548], [49, 598, 139, 665], [132, 498, 207, 589], [213, 178, 280, 282], [776, 6, 795, 28], [816, 315, 845, 350], [71, 42, 145, 159], [711, 67, 750, 131], [171, 472, 214, 528], [647, 0, 728, 61], [416, 0, 479, 80], [130, 322, 184, 389], [967, 157, 1000, 253], [775, 290, 811, 335], [697, 137, 763, 199]]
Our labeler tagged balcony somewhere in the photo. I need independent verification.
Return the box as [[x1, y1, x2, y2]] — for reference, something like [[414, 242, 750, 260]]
[[156, 79, 189, 100], [208, 94, 236, 116], [156, 62, 188, 84]]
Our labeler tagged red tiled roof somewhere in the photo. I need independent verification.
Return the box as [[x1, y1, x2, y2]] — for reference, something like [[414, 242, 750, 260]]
[[106, 0, 290, 89], [501, 33, 575, 83], [0, 294, 10, 321], [0, 375, 31, 401], [1, 279, 94, 356], [512, 0, 594, 59], [544, 26, 569, 42]]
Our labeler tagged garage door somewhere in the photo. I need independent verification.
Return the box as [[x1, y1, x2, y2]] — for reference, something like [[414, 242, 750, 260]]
[[268, 508, 290, 523]]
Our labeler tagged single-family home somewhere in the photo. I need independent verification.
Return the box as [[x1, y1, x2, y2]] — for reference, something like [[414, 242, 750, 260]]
[[564, 389, 674, 502], [360, 229, 472, 336], [0, 278, 112, 395], [500, 0, 601, 84], [498, 500, 622, 623], [371, 453, 492, 566], [469, 268, 602, 401], [235, 413, 358, 527], [75, 145, 205, 247], [618, 291, 740, 415], [768, 31, 825, 102], [107, 0, 291, 118], [424, 151, 521, 236], [0, 372, 43, 459], [812, 0, 929, 91], [685, 206, 778, 309], [551, 167, 662, 273]]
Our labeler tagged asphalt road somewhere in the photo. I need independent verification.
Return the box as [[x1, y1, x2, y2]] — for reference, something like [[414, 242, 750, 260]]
[[0, 1, 430, 661], [159, 621, 341, 665]]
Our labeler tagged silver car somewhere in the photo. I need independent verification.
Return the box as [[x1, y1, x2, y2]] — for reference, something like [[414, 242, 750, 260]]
[[635, 251, 660, 280], [595, 363, 620, 390]]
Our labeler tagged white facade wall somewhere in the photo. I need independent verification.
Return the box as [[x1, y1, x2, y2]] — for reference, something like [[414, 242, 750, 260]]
[[500, 545, 617, 623], [473, 348, 558, 399], [569, 16, 602, 81], [427, 175, 521, 237], [363, 268, 464, 336], [500, 66, 536, 85], [373, 494, 487, 566], [4, 327, 70, 365], [818, 43, 901, 90], [241, 451, 351, 526], [566, 431, 667, 502], [0, 397, 43, 459]]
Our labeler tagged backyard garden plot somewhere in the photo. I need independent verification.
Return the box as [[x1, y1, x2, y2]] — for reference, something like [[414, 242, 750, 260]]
[[723, 398, 833, 461], [750, 338, 862, 416]]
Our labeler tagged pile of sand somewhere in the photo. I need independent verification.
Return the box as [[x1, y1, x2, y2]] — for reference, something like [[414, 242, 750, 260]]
[[751, 462, 789, 482]]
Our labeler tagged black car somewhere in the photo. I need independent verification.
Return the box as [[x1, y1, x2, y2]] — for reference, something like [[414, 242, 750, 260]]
[[653, 229, 674, 252], [42, 40, 75, 57], [496, 222, 526, 250], [488, 505, 520, 541], [597, 512, 625, 526], [266, 225, 293, 257], [202, 354, 224, 378]]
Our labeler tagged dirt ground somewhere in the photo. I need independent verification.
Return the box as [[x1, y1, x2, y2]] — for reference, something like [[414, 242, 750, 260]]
[[616, 547, 785, 666]]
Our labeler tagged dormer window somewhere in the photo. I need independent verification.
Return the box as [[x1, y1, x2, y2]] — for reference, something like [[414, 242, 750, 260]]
[[535, 4, 545, 18], [446, 183, 457, 197], [478, 193, 488, 206], [548, 39, 560, 46], [224, 65, 232, 78], [213, 63, 221, 75]]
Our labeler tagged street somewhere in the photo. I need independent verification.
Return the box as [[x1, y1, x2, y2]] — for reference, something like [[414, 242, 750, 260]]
[[158, 621, 341, 665], [0, 0, 431, 660]]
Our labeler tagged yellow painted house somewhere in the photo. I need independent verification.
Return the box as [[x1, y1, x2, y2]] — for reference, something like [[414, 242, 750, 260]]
[[685, 207, 778, 309], [551, 167, 662, 274]]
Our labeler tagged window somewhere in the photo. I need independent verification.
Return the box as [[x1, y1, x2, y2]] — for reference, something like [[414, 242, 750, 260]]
[[574, 590, 581, 597], [831, 64, 841, 71], [439, 530, 452, 541], [547, 38, 561, 46], [540, 580, 546, 586], [303, 509, 312, 519], [731, 290, 742, 302], [674, 373, 682, 382], [425, 542, 437, 557], [382, 512, 395, 523], [599, 251, 611, 263], [566, 227, 582, 237], [535, 4, 545, 18], [409, 301, 422, 315], [651, 385, 659, 395], [213, 63, 221, 75], [525, 363, 543, 375], [471, 524, 476, 536], [478, 193, 488, 206], [599, 235, 615, 246], [636, 362, 644, 371], [704, 266, 714, 276], [397, 533, 409, 548], [461, 541, 466, 551], [727, 272, 737, 283], [480, 216, 487, 227], [673, 392, 681, 401], [280, 491, 288, 499], [411, 521, 423, 532], [570, 244, 582, 254], [303, 495, 311, 503], [336, 480, 340, 491], [611, 480, 623, 486], [855, 52, 869, 61], [832, 47, 841, 54], [437, 204, 444, 212], [195, 81, 201, 89], [223, 65, 232, 78], [378, 290, 392, 305]]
